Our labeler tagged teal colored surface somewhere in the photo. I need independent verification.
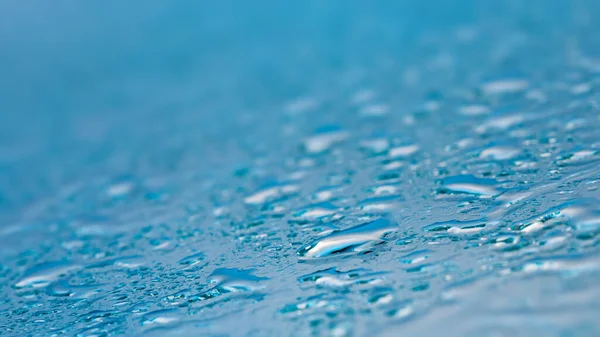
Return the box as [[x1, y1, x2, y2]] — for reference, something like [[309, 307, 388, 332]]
[[1, 1, 600, 336]]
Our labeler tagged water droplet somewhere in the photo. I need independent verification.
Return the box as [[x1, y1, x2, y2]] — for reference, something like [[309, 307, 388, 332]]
[[141, 308, 181, 326], [244, 182, 299, 205], [177, 252, 205, 267], [475, 114, 525, 134], [297, 218, 398, 259], [437, 175, 501, 198], [479, 145, 520, 160], [360, 104, 389, 117], [424, 219, 492, 236], [482, 78, 529, 95], [15, 261, 80, 289], [459, 104, 490, 116], [293, 202, 339, 221], [389, 144, 420, 158], [303, 126, 349, 154], [46, 280, 104, 299], [190, 268, 268, 302]]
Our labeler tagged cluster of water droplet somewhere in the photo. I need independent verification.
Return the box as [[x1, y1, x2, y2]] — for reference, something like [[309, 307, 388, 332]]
[[2, 3, 600, 337]]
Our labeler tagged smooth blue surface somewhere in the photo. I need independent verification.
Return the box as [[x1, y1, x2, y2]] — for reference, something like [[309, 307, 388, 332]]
[[1, 1, 600, 336]]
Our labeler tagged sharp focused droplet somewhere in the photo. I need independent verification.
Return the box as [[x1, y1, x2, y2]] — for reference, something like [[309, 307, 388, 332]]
[[297, 218, 398, 259], [437, 175, 502, 197]]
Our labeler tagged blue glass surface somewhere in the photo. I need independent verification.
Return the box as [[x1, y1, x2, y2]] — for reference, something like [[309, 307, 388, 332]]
[[1, 1, 600, 336]]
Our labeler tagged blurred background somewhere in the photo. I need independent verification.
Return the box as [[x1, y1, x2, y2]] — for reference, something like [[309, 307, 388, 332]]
[[1, 1, 597, 211]]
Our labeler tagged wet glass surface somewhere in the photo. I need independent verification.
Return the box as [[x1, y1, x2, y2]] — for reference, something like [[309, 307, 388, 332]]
[[1, 1, 600, 336]]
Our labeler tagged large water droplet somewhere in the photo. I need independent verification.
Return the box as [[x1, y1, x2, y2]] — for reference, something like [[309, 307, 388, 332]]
[[297, 218, 398, 259]]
